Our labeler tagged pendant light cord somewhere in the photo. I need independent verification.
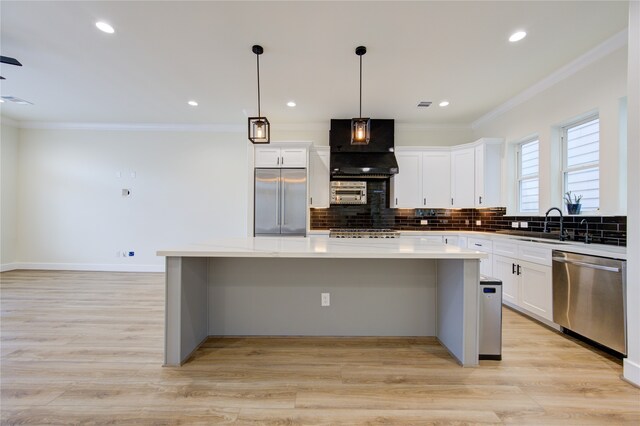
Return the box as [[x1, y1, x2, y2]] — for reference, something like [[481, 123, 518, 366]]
[[256, 54, 261, 118], [359, 54, 362, 119]]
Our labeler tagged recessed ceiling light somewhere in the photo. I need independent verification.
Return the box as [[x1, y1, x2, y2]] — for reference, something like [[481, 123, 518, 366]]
[[287, 101, 296, 107], [509, 31, 527, 42], [1, 96, 33, 105], [439, 100, 450, 107], [188, 100, 198, 107], [95, 21, 115, 34]]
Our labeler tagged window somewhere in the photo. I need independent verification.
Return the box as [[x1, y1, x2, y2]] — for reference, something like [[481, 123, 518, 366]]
[[563, 116, 599, 212], [517, 138, 539, 213]]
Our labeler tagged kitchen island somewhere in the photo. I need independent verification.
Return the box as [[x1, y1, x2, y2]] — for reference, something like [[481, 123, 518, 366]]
[[157, 237, 487, 367]]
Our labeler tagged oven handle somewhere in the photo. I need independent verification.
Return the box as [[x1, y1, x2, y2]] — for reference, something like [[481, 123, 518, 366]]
[[552, 257, 620, 273]]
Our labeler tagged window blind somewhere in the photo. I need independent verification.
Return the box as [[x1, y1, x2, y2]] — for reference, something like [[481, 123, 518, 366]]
[[518, 139, 539, 213], [564, 117, 599, 212]]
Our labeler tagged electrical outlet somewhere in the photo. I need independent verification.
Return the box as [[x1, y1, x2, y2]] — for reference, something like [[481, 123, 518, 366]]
[[520, 222, 528, 228], [321, 293, 330, 307], [511, 222, 519, 228], [475, 220, 482, 226], [420, 219, 428, 225]]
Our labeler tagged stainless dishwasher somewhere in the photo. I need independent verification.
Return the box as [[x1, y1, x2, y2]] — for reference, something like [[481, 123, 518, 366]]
[[552, 250, 627, 355]]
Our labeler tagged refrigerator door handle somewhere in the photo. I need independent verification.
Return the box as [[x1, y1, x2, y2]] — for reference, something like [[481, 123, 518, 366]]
[[281, 176, 286, 225], [276, 175, 281, 226]]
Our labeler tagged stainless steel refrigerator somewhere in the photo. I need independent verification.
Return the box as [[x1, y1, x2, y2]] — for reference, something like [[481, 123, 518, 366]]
[[254, 168, 307, 236]]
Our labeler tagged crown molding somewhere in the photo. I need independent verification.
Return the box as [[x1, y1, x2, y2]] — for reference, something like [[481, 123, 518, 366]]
[[397, 123, 471, 131], [0, 116, 19, 127], [472, 29, 629, 130], [18, 122, 246, 132]]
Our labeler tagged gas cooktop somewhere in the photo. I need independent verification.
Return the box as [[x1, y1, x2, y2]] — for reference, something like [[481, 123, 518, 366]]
[[329, 228, 401, 239]]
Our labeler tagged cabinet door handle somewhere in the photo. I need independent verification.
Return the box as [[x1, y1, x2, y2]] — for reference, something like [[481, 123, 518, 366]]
[[281, 156, 284, 165], [423, 198, 426, 205], [479, 196, 482, 204], [310, 197, 313, 205], [512, 263, 516, 274], [517, 264, 521, 276], [451, 198, 454, 205], [474, 243, 482, 247], [395, 198, 398, 205], [277, 157, 280, 165]]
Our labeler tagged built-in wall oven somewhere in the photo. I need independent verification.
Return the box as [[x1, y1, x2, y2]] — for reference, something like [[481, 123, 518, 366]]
[[330, 181, 366, 205]]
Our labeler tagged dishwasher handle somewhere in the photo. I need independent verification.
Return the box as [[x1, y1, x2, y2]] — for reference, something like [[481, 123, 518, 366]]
[[552, 256, 621, 273]]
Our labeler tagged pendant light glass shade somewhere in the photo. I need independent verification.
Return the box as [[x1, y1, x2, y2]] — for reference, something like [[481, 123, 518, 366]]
[[248, 45, 270, 144], [351, 45, 370, 145], [248, 117, 270, 144], [351, 118, 370, 144]]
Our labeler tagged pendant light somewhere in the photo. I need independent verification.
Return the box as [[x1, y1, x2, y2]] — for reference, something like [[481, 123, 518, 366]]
[[248, 45, 270, 144], [351, 45, 370, 145]]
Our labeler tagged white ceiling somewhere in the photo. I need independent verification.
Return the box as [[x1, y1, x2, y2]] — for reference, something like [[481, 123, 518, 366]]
[[0, 1, 629, 126]]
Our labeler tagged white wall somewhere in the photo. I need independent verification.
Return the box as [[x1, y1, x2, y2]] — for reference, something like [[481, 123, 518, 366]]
[[624, 0, 639, 387], [277, 123, 475, 147], [473, 47, 628, 216], [15, 128, 249, 271], [1, 121, 19, 270]]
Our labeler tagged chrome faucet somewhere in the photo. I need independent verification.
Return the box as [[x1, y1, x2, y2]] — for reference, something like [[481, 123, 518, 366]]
[[544, 207, 567, 241], [580, 219, 591, 244]]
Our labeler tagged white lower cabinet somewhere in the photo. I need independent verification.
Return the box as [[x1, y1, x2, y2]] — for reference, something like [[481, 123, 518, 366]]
[[467, 237, 492, 276], [493, 255, 519, 305], [519, 261, 553, 320], [492, 254, 553, 322]]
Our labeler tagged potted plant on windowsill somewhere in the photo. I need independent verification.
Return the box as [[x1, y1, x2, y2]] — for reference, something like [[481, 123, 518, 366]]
[[564, 191, 583, 215]]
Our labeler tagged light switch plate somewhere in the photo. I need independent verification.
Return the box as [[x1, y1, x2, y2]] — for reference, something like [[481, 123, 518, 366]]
[[475, 220, 481, 226], [511, 222, 519, 228], [420, 220, 428, 225], [520, 221, 528, 228]]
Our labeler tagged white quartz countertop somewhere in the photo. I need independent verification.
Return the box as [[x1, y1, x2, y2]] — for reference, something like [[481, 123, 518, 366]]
[[309, 230, 626, 259], [157, 236, 488, 259]]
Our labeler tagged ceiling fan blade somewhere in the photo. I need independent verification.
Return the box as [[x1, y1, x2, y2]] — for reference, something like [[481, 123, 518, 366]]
[[0, 56, 22, 66]]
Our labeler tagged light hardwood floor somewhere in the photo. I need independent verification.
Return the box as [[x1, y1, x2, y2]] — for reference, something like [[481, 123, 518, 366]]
[[1, 270, 638, 425]]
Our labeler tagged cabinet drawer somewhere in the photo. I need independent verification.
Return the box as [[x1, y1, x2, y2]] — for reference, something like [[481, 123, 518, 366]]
[[518, 244, 552, 266], [493, 241, 517, 257], [468, 237, 493, 253]]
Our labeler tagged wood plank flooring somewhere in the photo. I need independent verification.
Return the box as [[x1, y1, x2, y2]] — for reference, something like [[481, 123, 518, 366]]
[[1, 270, 638, 425]]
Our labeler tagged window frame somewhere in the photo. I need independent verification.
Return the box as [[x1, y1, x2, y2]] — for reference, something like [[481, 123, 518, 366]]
[[561, 114, 600, 213], [516, 137, 540, 214]]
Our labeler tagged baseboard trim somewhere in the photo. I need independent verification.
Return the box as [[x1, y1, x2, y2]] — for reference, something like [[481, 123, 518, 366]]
[[502, 301, 561, 331], [4, 262, 164, 273], [623, 358, 640, 388], [0, 263, 19, 272]]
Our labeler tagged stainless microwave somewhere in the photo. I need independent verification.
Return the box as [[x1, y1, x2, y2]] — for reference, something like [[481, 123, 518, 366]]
[[330, 181, 367, 205]]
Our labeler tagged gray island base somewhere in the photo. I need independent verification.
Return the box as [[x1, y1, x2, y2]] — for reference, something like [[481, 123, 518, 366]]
[[158, 237, 486, 367]]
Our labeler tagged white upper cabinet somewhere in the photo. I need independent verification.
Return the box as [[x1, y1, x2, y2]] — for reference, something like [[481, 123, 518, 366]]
[[422, 151, 451, 208], [309, 147, 330, 208], [391, 152, 422, 208], [474, 138, 503, 207], [255, 146, 307, 168], [450, 147, 476, 208], [391, 150, 451, 208]]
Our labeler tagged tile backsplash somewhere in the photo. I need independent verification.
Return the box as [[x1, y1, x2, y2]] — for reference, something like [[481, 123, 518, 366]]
[[310, 180, 626, 246]]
